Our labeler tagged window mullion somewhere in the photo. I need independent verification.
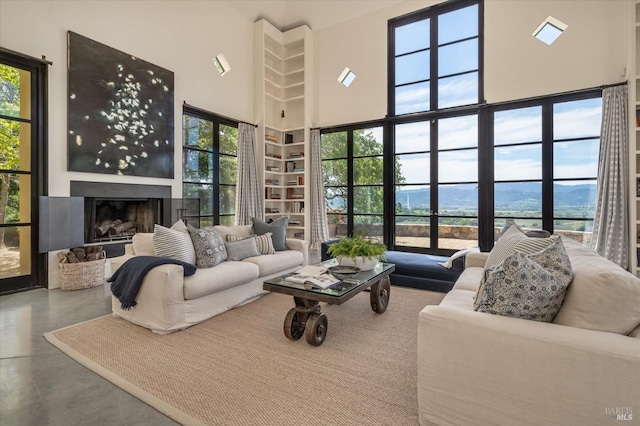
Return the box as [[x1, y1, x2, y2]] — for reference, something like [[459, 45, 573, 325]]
[[541, 103, 554, 233]]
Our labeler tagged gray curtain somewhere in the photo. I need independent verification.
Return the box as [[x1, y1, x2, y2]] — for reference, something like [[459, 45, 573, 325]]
[[309, 128, 329, 250], [235, 123, 262, 225], [590, 85, 628, 268]]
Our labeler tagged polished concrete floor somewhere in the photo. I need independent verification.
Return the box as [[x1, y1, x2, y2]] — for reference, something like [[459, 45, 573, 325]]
[[0, 250, 322, 425], [0, 284, 180, 426]]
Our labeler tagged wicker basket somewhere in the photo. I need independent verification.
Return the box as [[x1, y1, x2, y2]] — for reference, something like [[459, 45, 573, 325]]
[[57, 252, 106, 291]]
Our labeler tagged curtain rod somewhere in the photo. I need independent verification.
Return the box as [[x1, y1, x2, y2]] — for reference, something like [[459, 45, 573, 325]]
[[182, 101, 256, 127]]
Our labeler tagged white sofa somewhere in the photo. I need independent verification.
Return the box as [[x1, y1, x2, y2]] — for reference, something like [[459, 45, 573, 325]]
[[110, 224, 308, 334], [418, 237, 640, 426]]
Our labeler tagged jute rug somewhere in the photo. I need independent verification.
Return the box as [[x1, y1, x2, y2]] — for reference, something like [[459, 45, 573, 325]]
[[44, 286, 444, 426]]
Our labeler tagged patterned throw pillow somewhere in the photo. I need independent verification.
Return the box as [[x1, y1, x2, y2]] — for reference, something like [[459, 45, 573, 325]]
[[224, 236, 260, 261], [252, 216, 289, 251], [227, 233, 275, 255], [475, 226, 554, 309], [476, 237, 573, 322], [187, 225, 227, 268], [152, 223, 196, 264]]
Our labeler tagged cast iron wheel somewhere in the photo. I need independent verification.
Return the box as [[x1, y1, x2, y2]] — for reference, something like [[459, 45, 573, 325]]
[[370, 276, 391, 314], [305, 312, 328, 346], [283, 308, 304, 340]]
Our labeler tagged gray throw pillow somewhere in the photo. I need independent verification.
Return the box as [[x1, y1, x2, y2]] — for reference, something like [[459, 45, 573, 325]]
[[252, 216, 289, 251], [187, 224, 227, 268], [476, 237, 573, 322], [227, 233, 275, 255], [224, 236, 260, 261]]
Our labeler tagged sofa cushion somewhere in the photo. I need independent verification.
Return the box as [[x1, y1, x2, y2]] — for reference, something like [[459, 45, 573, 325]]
[[243, 250, 304, 277], [211, 224, 252, 242], [187, 225, 227, 268], [553, 238, 640, 335], [476, 237, 573, 322], [452, 267, 483, 292], [183, 261, 260, 300], [225, 236, 260, 261], [253, 216, 289, 251], [132, 233, 154, 256], [227, 233, 275, 255], [440, 289, 477, 311], [152, 222, 196, 264]]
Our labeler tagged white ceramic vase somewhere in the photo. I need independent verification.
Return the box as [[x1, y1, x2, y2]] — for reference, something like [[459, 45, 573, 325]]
[[337, 256, 379, 271]]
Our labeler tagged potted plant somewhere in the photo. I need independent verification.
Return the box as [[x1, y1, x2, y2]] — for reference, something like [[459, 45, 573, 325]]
[[326, 207, 345, 237], [326, 232, 387, 271]]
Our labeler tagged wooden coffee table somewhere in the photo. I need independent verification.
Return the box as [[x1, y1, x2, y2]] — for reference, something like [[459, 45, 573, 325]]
[[263, 259, 395, 346]]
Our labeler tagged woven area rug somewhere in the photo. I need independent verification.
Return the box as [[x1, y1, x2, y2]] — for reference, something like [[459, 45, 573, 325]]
[[44, 286, 444, 425]]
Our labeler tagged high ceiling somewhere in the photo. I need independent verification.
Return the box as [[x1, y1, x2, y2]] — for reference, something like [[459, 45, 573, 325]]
[[223, 0, 402, 32]]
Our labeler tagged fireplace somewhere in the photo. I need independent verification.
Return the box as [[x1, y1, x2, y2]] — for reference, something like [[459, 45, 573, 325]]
[[70, 181, 172, 255], [89, 198, 160, 243]]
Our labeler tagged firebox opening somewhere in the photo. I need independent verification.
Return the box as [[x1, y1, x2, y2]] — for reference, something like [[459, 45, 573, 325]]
[[88, 198, 161, 243]]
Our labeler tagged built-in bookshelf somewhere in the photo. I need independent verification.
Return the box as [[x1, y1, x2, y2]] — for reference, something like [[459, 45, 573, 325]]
[[631, 0, 640, 275], [255, 19, 313, 240]]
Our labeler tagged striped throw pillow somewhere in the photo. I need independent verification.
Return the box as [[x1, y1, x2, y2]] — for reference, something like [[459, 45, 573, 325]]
[[227, 233, 275, 255], [152, 223, 196, 264]]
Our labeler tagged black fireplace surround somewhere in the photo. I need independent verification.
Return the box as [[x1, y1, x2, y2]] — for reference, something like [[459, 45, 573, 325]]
[[70, 181, 172, 257]]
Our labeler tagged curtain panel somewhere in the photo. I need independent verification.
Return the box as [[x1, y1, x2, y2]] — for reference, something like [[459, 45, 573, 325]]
[[590, 85, 628, 268], [309, 128, 329, 250], [235, 123, 262, 225]]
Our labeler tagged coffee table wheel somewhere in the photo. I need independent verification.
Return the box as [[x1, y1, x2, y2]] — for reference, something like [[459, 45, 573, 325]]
[[370, 276, 391, 314], [283, 308, 305, 341], [305, 312, 328, 346]]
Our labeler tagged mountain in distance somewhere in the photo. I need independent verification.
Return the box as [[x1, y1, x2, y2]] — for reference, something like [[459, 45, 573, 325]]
[[395, 182, 596, 210]]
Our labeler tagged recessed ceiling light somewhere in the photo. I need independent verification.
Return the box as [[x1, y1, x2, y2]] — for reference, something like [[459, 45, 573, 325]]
[[212, 53, 230, 76], [338, 67, 356, 87], [533, 16, 568, 45]]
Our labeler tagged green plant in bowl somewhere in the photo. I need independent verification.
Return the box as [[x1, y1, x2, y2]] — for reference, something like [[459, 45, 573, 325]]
[[326, 232, 387, 270]]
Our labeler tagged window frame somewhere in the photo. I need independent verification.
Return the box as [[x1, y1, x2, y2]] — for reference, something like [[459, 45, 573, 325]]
[[182, 105, 238, 227], [387, 0, 484, 117]]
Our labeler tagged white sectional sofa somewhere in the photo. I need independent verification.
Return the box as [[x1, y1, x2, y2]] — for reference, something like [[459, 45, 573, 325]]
[[109, 224, 308, 334], [417, 237, 640, 426]]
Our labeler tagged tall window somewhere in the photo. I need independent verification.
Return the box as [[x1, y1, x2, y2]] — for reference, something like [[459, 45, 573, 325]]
[[322, 125, 386, 240], [491, 95, 602, 245], [0, 50, 47, 293], [391, 0, 480, 115], [388, 0, 481, 253], [182, 107, 237, 227]]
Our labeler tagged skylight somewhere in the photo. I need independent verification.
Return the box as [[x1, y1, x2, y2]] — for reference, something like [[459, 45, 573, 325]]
[[533, 16, 567, 45]]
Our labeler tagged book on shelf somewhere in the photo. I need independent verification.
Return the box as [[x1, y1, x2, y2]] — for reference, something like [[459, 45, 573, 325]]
[[266, 166, 280, 172], [286, 265, 341, 289], [265, 135, 278, 142], [293, 167, 304, 172]]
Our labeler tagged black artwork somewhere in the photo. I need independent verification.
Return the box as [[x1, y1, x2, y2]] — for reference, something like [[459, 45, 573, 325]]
[[67, 31, 174, 178]]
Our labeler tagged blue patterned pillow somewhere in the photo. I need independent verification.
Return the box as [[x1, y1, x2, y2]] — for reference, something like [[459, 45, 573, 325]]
[[187, 225, 227, 268], [476, 237, 573, 322]]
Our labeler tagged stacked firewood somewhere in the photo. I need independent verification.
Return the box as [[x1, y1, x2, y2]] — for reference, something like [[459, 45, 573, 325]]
[[95, 219, 136, 238], [59, 246, 104, 263]]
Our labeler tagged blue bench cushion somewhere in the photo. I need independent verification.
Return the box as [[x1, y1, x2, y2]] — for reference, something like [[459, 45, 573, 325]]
[[321, 240, 463, 293]]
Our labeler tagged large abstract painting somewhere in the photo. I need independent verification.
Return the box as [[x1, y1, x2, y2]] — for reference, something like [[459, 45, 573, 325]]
[[67, 31, 174, 178]]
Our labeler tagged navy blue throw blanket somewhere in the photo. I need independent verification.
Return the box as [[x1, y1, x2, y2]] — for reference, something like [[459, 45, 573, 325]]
[[108, 256, 197, 310]]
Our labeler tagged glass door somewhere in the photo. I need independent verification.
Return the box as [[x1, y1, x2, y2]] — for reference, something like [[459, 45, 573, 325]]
[[393, 114, 478, 254], [0, 52, 45, 293]]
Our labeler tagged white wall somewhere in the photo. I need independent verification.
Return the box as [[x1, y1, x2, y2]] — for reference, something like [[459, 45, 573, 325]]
[[0, 0, 254, 198], [314, 0, 628, 127]]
